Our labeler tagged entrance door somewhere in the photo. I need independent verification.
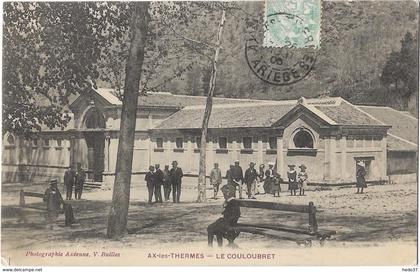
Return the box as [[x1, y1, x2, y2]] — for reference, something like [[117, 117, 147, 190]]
[[82, 107, 106, 182], [355, 157, 373, 181], [84, 132, 105, 182]]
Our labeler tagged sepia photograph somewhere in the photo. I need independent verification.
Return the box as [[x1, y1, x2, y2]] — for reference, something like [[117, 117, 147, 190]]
[[1, 0, 418, 267]]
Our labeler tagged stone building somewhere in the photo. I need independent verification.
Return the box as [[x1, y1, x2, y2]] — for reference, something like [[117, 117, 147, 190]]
[[2, 88, 417, 185]]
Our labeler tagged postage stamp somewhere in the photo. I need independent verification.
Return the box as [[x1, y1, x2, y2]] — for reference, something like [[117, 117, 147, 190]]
[[264, 0, 321, 48]]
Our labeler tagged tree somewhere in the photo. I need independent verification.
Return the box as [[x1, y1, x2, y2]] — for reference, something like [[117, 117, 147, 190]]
[[3, 2, 131, 136], [197, 8, 226, 202], [380, 32, 418, 108], [106, 2, 150, 238]]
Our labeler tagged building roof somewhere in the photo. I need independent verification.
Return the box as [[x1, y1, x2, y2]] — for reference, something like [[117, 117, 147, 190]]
[[153, 97, 387, 130], [88, 89, 419, 152], [387, 134, 417, 151], [315, 100, 384, 126], [95, 88, 267, 108], [154, 102, 296, 129], [358, 105, 418, 144]]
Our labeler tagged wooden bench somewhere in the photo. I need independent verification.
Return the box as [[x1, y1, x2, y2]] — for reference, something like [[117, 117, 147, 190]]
[[19, 190, 75, 226], [19, 190, 46, 210], [230, 199, 336, 246]]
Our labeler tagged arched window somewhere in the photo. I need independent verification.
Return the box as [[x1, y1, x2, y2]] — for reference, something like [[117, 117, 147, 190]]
[[6, 134, 15, 145], [293, 130, 314, 148]]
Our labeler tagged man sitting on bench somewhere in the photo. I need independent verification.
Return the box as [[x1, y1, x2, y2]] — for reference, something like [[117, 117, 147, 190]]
[[207, 185, 241, 247]]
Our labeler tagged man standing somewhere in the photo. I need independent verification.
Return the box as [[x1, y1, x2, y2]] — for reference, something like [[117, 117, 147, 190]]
[[74, 163, 86, 200], [154, 164, 163, 203], [169, 161, 183, 203], [145, 165, 155, 204], [63, 166, 75, 200], [43, 179, 65, 228], [162, 165, 171, 201], [231, 160, 244, 199], [210, 163, 222, 199], [226, 165, 237, 198], [244, 162, 258, 199]]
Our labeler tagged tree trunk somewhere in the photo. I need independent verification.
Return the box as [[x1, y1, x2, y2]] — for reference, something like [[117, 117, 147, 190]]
[[197, 9, 226, 203], [107, 2, 150, 239]]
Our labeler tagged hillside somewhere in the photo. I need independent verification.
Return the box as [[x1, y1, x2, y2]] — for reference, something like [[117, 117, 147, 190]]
[[98, 1, 419, 114]]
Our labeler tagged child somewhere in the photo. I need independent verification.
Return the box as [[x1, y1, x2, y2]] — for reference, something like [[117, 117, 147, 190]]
[[298, 164, 308, 196], [272, 173, 282, 197], [287, 165, 298, 196]]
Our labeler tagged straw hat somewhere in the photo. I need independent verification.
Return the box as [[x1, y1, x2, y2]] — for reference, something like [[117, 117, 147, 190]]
[[299, 164, 307, 170]]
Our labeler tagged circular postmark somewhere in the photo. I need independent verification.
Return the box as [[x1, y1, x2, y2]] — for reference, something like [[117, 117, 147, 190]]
[[245, 12, 317, 85]]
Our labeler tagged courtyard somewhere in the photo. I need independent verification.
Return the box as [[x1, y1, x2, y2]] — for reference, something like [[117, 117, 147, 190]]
[[1, 176, 417, 265]]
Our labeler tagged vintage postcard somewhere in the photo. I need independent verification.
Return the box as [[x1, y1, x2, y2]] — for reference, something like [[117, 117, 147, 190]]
[[1, 0, 418, 267]]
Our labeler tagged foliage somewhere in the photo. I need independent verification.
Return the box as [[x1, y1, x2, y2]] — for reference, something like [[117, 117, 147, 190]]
[[380, 32, 418, 103], [3, 2, 131, 136]]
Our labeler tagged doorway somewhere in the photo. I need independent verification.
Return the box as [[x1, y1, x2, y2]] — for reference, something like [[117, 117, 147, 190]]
[[82, 107, 106, 182], [83, 132, 105, 182]]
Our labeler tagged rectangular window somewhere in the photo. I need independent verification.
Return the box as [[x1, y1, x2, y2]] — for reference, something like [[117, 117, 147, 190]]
[[196, 137, 201, 149], [57, 139, 62, 147], [33, 139, 38, 146], [269, 137, 277, 149], [219, 137, 227, 149], [176, 138, 183, 149], [44, 139, 50, 147], [156, 138, 163, 148], [243, 137, 252, 149]]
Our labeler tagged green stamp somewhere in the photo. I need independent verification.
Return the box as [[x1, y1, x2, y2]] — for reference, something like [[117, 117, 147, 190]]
[[264, 0, 321, 48]]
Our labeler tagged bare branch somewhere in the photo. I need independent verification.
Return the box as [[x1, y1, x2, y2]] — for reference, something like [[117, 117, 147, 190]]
[[163, 21, 217, 50]]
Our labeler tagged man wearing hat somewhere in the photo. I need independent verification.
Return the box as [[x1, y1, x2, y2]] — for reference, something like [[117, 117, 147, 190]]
[[169, 161, 183, 203], [231, 160, 244, 199], [298, 164, 308, 196], [207, 184, 241, 247], [244, 162, 258, 199], [210, 163, 223, 199], [162, 165, 171, 201], [287, 164, 298, 196], [74, 162, 86, 200], [356, 161, 367, 194], [154, 164, 163, 203], [43, 179, 65, 227], [145, 165, 155, 204], [63, 166, 75, 200]]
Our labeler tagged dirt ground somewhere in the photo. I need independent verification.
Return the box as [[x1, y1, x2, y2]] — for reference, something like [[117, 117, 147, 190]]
[[1, 175, 417, 265]]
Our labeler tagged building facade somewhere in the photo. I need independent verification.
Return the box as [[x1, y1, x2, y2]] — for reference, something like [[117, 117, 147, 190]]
[[2, 88, 417, 185]]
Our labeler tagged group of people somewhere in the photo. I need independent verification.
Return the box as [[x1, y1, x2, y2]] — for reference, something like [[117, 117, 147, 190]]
[[145, 160, 183, 203], [63, 162, 86, 200], [286, 164, 308, 196], [209, 160, 310, 200]]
